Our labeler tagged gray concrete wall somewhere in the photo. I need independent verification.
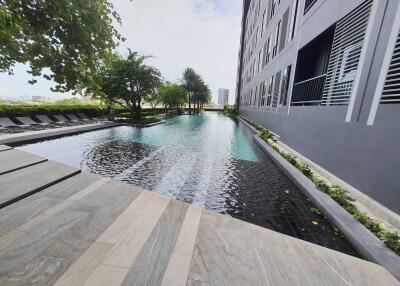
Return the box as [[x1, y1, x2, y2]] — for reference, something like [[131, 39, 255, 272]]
[[241, 106, 400, 214]]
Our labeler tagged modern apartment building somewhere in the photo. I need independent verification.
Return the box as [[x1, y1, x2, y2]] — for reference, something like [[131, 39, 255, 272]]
[[218, 88, 230, 105], [235, 0, 400, 214]]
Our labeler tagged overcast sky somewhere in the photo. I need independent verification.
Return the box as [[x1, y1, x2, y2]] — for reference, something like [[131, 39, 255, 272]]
[[0, 0, 242, 104]]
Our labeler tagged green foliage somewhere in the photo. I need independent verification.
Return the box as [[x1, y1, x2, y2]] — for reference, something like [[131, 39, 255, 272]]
[[260, 129, 272, 141], [91, 50, 162, 120], [159, 82, 187, 112], [379, 230, 400, 255], [223, 106, 239, 117], [55, 98, 82, 105], [242, 116, 400, 255], [0, 0, 127, 93], [315, 179, 331, 194], [181, 68, 211, 114], [298, 163, 313, 179], [0, 103, 103, 117]]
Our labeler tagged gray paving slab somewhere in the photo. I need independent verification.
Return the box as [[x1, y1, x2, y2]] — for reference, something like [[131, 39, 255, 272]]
[[0, 161, 80, 209], [0, 181, 139, 286], [0, 173, 101, 237], [0, 209, 85, 286], [0, 145, 12, 152], [122, 200, 188, 286], [40, 172, 102, 200], [0, 149, 47, 175]]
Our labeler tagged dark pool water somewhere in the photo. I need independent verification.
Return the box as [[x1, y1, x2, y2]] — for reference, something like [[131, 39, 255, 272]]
[[19, 112, 358, 256]]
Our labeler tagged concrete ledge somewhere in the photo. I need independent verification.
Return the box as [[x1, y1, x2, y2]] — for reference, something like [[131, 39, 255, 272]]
[[120, 120, 166, 128], [275, 139, 400, 230], [0, 145, 12, 152], [0, 122, 122, 146], [253, 135, 400, 280]]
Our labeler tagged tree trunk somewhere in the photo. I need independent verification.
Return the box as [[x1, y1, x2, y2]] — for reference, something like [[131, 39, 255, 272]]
[[188, 92, 191, 115]]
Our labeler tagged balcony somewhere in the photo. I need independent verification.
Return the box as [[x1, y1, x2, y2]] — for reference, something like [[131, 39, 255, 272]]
[[291, 74, 326, 106]]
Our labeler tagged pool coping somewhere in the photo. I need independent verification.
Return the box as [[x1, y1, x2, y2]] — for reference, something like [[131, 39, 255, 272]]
[[237, 116, 400, 281], [0, 122, 123, 146], [118, 120, 166, 128]]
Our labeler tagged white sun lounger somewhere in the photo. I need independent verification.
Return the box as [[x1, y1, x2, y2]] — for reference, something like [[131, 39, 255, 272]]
[[66, 114, 89, 124], [35, 115, 64, 127], [0, 117, 28, 133], [53, 115, 79, 125], [77, 113, 97, 122], [16, 116, 48, 130]]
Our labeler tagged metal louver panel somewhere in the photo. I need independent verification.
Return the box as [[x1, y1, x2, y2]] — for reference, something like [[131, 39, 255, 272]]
[[279, 9, 290, 52], [322, 0, 373, 106], [272, 71, 281, 107], [381, 30, 400, 104]]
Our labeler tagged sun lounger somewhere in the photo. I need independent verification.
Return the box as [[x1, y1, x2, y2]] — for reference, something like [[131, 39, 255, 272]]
[[53, 115, 80, 125], [0, 117, 28, 133], [16, 117, 47, 130], [77, 113, 98, 123], [66, 114, 90, 124], [34, 115, 64, 128]]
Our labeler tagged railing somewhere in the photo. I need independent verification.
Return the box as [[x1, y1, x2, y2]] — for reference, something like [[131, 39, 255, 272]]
[[304, 0, 318, 14], [290, 74, 326, 106]]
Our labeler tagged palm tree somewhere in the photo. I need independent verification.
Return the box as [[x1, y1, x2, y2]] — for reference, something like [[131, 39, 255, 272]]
[[182, 68, 198, 115]]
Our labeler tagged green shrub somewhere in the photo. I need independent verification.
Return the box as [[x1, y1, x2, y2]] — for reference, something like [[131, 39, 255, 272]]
[[260, 130, 272, 141], [298, 163, 313, 179], [223, 106, 239, 117], [315, 179, 331, 194], [0, 103, 104, 117], [380, 230, 400, 255]]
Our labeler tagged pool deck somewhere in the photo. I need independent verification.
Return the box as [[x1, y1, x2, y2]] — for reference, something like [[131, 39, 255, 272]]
[[0, 121, 121, 146], [0, 146, 399, 285]]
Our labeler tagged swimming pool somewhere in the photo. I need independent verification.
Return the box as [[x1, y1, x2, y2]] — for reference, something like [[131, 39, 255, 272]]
[[19, 112, 357, 256]]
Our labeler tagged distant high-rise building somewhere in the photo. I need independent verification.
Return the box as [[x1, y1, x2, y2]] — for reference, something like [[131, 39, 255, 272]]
[[218, 88, 229, 105]]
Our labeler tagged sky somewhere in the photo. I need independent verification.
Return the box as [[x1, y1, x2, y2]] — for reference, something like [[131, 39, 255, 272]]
[[0, 0, 242, 104]]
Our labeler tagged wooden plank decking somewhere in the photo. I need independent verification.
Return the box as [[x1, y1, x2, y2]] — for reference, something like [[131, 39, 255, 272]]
[[0, 146, 398, 285]]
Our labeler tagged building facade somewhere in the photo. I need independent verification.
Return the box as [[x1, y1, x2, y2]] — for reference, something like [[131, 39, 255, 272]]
[[236, 0, 400, 214], [218, 88, 230, 105]]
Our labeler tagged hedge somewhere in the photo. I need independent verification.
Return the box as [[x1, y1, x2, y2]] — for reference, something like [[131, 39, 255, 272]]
[[0, 104, 105, 117]]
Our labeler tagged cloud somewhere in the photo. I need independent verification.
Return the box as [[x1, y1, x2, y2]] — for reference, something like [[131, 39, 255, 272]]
[[0, 0, 242, 104], [112, 0, 242, 104]]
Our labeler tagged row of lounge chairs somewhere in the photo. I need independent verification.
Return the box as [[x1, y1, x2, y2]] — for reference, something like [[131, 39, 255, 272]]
[[0, 113, 100, 134]]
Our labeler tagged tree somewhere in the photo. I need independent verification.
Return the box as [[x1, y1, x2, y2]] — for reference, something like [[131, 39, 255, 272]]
[[0, 0, 127, 93], [159, 82, 187, 113], [91, 50, 162, 120], [182, 68, 200, 115], [144, 92, 161, 115]]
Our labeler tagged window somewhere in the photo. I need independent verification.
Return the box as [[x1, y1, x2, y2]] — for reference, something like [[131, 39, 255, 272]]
[[261, 10, 267, 35], [264, 36, 271, 66], [270, 0, 279, 19], [279, 66, 292, 106], [258, 49, 263, 72], [273, 21, 281, 58], [289, 0, 300, 40], [266, 76, 274, 106], [261, 81, 267, 106], [272, 71, 281, 107]]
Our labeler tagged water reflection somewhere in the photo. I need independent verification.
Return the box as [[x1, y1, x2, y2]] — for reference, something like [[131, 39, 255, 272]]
[[19, 112, 358, 256]]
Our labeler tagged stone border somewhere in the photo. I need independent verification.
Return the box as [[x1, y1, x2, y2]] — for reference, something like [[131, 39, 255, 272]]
[[0, 122, 122, 146], [237, 117, 400, 280], [119, 120, 166, 128]]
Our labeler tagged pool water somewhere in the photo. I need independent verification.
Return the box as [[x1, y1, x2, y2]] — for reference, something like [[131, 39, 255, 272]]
[[19, 112, 358, 256]]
